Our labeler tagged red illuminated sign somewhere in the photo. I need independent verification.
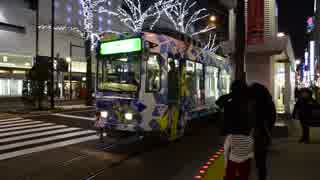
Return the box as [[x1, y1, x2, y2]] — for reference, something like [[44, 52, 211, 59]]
[[247, 0, 264, 45]]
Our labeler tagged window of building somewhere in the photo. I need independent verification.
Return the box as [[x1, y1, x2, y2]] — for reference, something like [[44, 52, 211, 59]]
[[220, 70, 231, 95], [146, 54, 161, 92], [0, 78, 23, 96]]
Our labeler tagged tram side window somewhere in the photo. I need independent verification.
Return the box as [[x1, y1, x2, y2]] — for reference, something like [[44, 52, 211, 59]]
[[195, 63, 204, 105], [186, 61, 196, 107], [146, 54, 161, 92], [205, 66, 219, 102], [186, 61, 204, 107]]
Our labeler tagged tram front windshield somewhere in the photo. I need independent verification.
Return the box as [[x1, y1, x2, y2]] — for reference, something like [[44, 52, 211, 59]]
[[98, 54, 140, 92]]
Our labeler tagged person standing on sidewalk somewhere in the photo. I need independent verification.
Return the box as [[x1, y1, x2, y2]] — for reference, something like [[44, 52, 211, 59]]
[[249, 83, 276, 180], [216, 80, 251, 135], [224, 127, 254, 180], [292, 88, 317, 143], [218, 80, 254, 180]]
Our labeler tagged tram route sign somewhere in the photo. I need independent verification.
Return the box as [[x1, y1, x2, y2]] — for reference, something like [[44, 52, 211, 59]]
[[100, 38, 142, 55]]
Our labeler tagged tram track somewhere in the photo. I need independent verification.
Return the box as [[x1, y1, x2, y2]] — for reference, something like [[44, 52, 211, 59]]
[[83, 139, 170, 180], [18, 135, 150, 180]]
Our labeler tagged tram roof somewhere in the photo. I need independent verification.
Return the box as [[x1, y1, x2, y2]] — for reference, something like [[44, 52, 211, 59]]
[[143, 28, 204, 48]]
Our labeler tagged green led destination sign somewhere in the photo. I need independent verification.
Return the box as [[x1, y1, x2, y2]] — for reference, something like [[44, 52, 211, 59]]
[[100, 38, 142, 55]]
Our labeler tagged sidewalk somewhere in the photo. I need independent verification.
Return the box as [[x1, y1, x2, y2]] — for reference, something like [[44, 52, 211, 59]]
[[193, 117, 320, 180], [0, 98, 93, 116], [269, 119, 320, 180]]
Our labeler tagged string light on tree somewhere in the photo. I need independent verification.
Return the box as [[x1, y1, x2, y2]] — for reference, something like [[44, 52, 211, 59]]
[[204, 33, 221, 54], [38, 24, 85, 37], [79, 0, 108, 37], [165, 0, 215, 36], [98, 0, 179, 32]]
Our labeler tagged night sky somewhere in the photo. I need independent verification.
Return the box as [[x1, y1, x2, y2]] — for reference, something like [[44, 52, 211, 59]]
[[277, 0, 314, 58]]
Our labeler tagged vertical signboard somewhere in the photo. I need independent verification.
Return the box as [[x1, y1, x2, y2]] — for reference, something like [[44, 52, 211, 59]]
[[247, 0, 264, 45], [310, 41, 315, 81]]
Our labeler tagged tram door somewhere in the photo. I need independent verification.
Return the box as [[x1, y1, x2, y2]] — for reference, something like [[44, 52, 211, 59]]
[[167, 57, 181, 140]]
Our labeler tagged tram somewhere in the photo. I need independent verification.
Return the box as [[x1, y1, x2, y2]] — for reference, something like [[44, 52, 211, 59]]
[[95, 30, 232, 141]]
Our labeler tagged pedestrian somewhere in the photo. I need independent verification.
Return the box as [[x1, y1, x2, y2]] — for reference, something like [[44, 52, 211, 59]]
[[224, 126, 254, 180], [94, 111, 105, 143], [292, 88, 317, 143], [294, 87, 300, 102], [249, 83, 276, 180], [217, 80, 251, 135]]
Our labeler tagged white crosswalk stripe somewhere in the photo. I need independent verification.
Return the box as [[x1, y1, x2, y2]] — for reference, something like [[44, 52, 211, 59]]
[[0, 117, 22, 122], [0, 119, 34, 126], [0, 118, 99, 161], [0, 120, 43, 128], [0, 127, 81, 143], [0, 123, 54, 132], [0, 125, 67, 138]]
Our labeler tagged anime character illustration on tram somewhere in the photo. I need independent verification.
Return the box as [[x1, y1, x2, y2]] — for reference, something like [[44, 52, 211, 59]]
[[95, 31, 232, 141]]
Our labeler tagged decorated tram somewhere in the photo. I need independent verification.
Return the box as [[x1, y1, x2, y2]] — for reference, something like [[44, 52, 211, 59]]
[[95, 30, 232, 141]]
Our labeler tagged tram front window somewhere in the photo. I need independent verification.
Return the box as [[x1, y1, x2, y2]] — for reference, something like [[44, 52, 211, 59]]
[[98, 55, 140, 92]]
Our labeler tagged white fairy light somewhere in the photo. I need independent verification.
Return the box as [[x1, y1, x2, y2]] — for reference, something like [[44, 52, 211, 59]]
[[79, 0, 108, 38], [165, 0, 215, 36], [98, 0, 179, 32], [38, 24, 85, 37], [204, 33, 221, 54]]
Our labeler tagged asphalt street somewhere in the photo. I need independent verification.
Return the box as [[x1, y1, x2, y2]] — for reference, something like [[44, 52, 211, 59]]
[[0, 110, 223, 180]]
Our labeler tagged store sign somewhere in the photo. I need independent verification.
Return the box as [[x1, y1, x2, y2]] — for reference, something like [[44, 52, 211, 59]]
[[0, 54, 33, 69], [307, 17, 315, 33], [100, 38, 142, 55], [247, 0, 264, 45]]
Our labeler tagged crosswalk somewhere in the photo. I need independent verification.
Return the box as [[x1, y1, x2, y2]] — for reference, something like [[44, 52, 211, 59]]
[[0, 117, 99, 161]]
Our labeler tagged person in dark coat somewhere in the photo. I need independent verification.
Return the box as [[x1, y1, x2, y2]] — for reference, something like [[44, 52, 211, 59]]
[[216, 80, 251, 135], [292, 88, 317, 143], [249, 83, 276, 180]]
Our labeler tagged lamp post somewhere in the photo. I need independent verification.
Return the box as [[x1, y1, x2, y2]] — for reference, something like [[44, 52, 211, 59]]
[[50, 0, 55, 109], [66, 57, 72, 100], [234, 0, 246, 81]]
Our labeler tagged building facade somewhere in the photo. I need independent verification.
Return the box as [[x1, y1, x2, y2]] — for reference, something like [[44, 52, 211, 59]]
[[0, 0, 126, 100], [244, 0, 296, 114]]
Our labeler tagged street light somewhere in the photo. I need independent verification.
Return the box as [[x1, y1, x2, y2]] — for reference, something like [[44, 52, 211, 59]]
[[209, 15, 216, 22], [66, 57, 72, 100], [295, 59, 301, 65], [277, 32, 285, 38]]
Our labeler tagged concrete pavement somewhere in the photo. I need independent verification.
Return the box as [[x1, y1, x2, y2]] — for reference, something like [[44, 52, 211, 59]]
[[194, 118, 320, 180]]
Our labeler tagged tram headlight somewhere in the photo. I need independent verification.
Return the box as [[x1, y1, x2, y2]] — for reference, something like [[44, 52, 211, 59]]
[[101, 111, 108, 118], [125, 113, 133, 121]]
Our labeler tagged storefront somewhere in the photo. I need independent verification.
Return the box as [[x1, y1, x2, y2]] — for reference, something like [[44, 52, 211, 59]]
[[274, 62, 286, 113], [62, 58, 87, 100], [0, 53, 33, 97]]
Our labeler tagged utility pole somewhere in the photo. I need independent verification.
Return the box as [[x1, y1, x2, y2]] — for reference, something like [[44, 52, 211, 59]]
[[85, 34, 93, 106], [35, 0, 39, 57], [50, 0, 55, 109], [234, 0, 246, 81]]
